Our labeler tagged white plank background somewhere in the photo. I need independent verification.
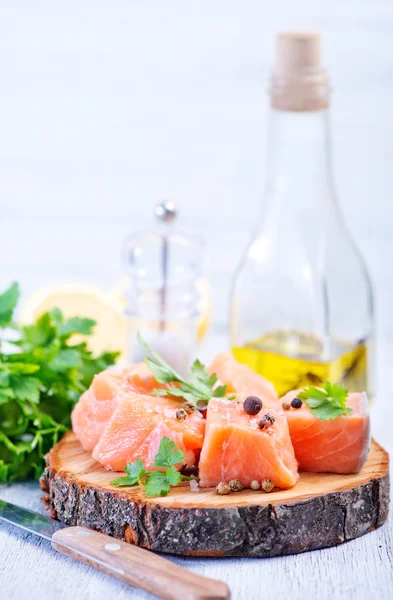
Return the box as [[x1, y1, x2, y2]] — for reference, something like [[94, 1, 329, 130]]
[[0, 1, 392, 598]]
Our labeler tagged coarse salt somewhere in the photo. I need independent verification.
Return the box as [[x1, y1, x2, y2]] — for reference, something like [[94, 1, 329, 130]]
[[189, 479, 200, 493]]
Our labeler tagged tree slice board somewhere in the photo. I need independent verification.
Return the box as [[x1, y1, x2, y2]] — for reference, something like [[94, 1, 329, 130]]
[[40, 432, 389, 558]]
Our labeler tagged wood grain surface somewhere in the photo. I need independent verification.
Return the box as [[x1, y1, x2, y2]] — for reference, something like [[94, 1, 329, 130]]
[[41, 432, 389, 557]]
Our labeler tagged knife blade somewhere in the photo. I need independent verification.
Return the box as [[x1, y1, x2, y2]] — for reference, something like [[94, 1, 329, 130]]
[[0, 499, 230, 600], [0, 499, 65, 541]]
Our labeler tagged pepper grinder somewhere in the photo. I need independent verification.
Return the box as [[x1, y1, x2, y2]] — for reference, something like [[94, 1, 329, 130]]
[[123, 201, 204, 375]]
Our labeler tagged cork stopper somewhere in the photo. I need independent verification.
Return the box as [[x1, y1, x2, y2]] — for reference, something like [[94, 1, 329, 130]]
[[270, 31, 330, 112], [275, 32, 321, 75]]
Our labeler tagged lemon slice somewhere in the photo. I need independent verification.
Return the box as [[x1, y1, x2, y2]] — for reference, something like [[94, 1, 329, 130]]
[[19, 282, 128, 357]]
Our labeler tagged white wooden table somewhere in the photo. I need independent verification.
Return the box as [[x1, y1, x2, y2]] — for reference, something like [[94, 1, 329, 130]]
[[1, 332, 392, 600]]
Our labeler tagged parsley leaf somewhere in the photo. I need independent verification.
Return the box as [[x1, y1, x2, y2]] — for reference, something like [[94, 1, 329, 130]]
[[297, 381, 353, 421], [154, 436, 184, 468], [144, 471, 172, 497], [110, 436, 196, 497], [109, 475, 140, 487], [164, 466, 183, 486], [11, 376, 41, 403], [59, 317, 96, 338], [0, 371, 10, 387], [137, 332, 229, 406], [0, 282, 19, 327], [125, 457, 146, 479]]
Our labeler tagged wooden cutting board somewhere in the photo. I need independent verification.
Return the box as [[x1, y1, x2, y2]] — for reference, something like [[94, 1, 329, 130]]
[[40, 431, 389, 558]]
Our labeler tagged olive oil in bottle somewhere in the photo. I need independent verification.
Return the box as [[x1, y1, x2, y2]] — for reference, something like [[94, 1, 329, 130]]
[[232, 331, 369, 398], [230, 33, 374, 399]]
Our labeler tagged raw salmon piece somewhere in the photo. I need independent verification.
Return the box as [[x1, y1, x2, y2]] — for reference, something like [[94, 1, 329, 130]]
[[71, 363, 158, 452], [136, 422, 195, 470], [209, 352, 279, 407], [92, 393, 205, 472], [198, 398, 298, 489], [281, 390, 370, 474]]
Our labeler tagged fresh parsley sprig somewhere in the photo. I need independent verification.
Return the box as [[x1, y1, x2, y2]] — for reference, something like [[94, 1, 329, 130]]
[[110, 436, 194, 497], [137, 332, 228, 407], [0, 282, 119, 483], [297, 381, 353, 421]]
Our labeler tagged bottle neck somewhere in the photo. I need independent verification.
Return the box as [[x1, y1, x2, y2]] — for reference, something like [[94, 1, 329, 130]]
[[265, 108, 335, 210]]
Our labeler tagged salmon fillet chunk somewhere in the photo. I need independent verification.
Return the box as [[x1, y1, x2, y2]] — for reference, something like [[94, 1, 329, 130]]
[[209, 352, 279, 407], [71, 363, 161, 453], [92, 393, 206, 472], [281, 390, 370, 474], [198, 398, 299, 489]]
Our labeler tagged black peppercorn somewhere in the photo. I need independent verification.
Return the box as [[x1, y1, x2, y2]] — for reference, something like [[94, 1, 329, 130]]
[[243, 396, 263, 416], [229, 479, 244, 492], [176, 408, 187, 420], [291, 397, 303, 409], [216, 481, 231, 495], [261, 478, 275, 493], [258, 413, 275, 430], [182, 402, 196, 415]]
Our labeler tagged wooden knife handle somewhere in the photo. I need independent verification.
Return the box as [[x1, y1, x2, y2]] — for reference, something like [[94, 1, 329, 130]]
[[52, 526, 230, 600]]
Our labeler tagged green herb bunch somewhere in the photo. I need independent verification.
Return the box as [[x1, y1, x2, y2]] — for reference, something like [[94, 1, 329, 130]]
[[111, 436, 194, 497], [0, 283, 119, 483]]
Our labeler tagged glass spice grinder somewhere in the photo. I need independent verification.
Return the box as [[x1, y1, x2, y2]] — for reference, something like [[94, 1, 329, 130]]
[[123, 201, 204, 376]]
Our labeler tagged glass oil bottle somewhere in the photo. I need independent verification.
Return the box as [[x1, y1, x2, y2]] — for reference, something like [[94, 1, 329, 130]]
[[230, 32, 374, 398]]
